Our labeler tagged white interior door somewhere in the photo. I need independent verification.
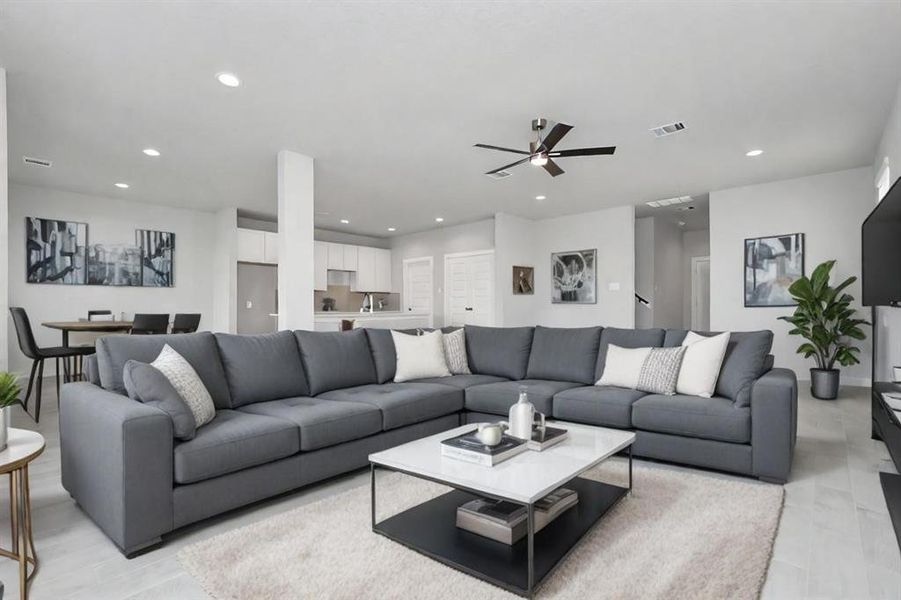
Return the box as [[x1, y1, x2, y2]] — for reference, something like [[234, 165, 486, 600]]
[[403, 257, 434, 326], [444, 251, 495, 327], [691, 256, 711, 331]]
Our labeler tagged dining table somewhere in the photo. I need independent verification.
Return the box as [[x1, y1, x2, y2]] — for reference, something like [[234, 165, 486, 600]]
[[40, 320, 134, 381]]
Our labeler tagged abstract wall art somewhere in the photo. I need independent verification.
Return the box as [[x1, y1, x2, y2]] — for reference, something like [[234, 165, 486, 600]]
[[744, 233, 805, 307], [137, 229, 175, 287], [25, 217, 87, 285], [551, 249, 597, 304]]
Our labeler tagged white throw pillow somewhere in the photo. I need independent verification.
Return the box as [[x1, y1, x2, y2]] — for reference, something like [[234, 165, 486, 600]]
[[442, 328, 471, 375], [676, 331, 731, 397], [596, 345, 652, 389], [392, 330, 451, 382], [151, 344, 216, 427]]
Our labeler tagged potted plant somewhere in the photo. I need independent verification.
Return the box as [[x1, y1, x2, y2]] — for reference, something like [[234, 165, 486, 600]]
[[778, 260, 869, 399], [0, 372, 21, 450]]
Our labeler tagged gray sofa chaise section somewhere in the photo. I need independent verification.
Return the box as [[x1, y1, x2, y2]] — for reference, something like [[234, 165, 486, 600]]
[[61, 324, 796, 556]]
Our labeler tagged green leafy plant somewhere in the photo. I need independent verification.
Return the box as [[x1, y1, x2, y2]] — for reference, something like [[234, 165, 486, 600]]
[[778, 260, 869, 370], [0, 372, 21, 409]]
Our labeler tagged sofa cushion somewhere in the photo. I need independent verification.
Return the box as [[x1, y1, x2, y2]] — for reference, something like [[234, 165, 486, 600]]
[[295, 330, 378, 395], [392, 330, 451, 382], [411, 374, 509, 389], [631, 394, 751, 443], [238, 396, 382, 451], [552, 386, 647, 429], [465, 325, 535, 380], [123, 360, 197, 440], [526, 326, 602, 385], [317, 383, 463, 430], [96, 332, 233, 409], [215, 332, 309, 406], [173, 410, 300, 484], [595, 328, 665, 382], [663, 330, 774, 407], [464, 379, 583, 416]]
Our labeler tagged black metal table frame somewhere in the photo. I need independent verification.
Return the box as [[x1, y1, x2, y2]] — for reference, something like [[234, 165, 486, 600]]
[[370, 444, 633, 598]]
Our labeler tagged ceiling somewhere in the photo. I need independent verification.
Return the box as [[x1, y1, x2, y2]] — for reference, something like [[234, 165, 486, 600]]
[[1, 1, 900, 237], [634, 195, 709, 232]]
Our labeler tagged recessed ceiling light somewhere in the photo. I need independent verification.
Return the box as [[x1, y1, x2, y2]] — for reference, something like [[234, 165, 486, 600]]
[[216, 72, 241, 87], [114, 182, 129, 189], [387, 227, 396, 232], [435, 217, 444, 223], [746, 149, 764, 157], [677, 221, 686, 227], [535, 195, 546, 201], [340, 219, 350, 224], [142, 148, 160, 157]]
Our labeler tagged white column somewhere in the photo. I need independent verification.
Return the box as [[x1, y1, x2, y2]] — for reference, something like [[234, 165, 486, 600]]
[[0, 68, 8, 371], [277, 151, 315, 331], [211, 207, 238, 333]]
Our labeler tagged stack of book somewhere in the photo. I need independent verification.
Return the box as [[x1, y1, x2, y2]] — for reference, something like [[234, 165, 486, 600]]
[[440, 431, 527, 466], [455, 488, 579, 544], [526, 425, 568, 451]]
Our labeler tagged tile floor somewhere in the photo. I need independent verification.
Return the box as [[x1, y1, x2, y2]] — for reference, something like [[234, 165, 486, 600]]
[[0, 381, 896, 599]]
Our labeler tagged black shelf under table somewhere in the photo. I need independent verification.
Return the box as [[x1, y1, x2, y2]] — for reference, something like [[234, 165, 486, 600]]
[[372, 474, 628, 597]]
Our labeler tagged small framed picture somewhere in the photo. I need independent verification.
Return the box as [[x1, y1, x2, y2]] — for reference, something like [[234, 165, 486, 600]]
[[513, 266, 534, 295]]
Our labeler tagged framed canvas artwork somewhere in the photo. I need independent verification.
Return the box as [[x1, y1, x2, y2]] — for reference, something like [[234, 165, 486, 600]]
[[744, 233, 805, 307], [513, 266, 534, 295], [25, 217, 87, 285], [137, 229, 175, 287], [551, 249, 596, 304]]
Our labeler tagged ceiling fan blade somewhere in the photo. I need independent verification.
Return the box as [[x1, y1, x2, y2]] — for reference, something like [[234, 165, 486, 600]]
[[474, 143, 530, 155], [549, 146, 616, 157], [543, 159, 565, 177], [540, 122, 573, 152], [486, 156, 532, 175]]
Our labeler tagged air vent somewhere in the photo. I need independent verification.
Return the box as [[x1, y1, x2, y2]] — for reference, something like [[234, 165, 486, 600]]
[[23, 156, 52, 168], [649, 121, 686, 138], [645, 195, 692, 208], [486, 170, 512, 179]]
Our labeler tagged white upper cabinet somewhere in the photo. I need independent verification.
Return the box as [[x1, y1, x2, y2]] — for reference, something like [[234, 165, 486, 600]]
[[237, 228, 266, 263], [326, 242, 345, 270], [375, 248, 392, 293], [343, 244, 358, 271], [314, 241, 328, 291], [352, 246, 376, 291]]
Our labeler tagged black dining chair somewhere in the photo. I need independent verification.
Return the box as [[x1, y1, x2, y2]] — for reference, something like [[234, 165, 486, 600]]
[[171, 313, 201, 334], [130, 314, 170, 335], [9, 307, 94, 422]]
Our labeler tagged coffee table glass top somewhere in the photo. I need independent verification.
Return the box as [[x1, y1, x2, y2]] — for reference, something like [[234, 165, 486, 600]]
[[369, 422, 635, 504]]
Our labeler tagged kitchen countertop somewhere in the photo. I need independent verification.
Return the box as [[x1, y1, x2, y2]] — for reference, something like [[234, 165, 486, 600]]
[[314, 311, 428, 318]]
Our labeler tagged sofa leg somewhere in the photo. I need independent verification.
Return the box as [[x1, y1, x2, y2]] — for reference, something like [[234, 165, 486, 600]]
[[123, 537, 163, 559]]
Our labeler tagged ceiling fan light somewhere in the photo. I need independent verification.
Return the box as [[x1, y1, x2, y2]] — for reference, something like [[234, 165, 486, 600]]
[[530, 154, 548, 167]]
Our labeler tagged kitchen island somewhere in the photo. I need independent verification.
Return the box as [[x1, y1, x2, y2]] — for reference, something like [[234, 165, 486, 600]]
[[313, 311, 432, 332]]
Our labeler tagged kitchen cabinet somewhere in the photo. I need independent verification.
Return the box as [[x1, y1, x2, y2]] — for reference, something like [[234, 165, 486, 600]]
[[237, 228, 266, 263], [327, 242, 345, 270], [343, 244, 358, 271], [263, 232, 279, 264], [375, 248, 392, 293], [314, 241, 328, 291], [352, 246, 376, 291]]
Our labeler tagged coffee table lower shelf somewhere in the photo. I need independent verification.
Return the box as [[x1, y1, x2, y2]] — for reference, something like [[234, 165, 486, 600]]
[[371, 475, 628, 597]]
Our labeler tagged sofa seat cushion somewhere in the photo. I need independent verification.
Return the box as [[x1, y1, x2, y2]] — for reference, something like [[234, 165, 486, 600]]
[[238, 397, 382, 451], [317, 383, 464, 431], [552, 386, 647, 429], [215, 331, 309, 406], [464, 380, 583, 416], [173, 410, 300, 484], [631, 394, 751, 443], [411, 374, 509, 389]]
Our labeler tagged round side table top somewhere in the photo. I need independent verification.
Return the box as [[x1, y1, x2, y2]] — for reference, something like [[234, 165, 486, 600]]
[[0, 429, 45, 474]]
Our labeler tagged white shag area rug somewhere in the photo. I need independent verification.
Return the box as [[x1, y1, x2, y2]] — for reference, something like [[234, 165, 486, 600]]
[[179, 460, 783, 600]]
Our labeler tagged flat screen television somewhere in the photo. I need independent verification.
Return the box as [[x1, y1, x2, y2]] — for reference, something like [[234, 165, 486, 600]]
[[863, 175, 901, 306]]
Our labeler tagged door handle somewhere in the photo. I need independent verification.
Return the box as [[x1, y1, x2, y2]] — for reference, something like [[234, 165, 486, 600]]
[[465, 307, 474, 311]]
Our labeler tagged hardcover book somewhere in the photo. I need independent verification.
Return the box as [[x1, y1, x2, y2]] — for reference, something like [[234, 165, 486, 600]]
[[440, 430, 527, 466], [526, 426, 569, 451]]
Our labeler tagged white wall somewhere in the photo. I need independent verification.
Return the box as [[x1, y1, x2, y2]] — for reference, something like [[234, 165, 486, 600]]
[[0, 68, 8, 372], [212, 207, 238, 334], [8, 183, 218, 376], [873, 80, 901, 381], [390, 219, 494, 327], [709, 167, 875, 385], [276, 150, 315, 332], [634, 217, 654, 328], [494, 206, 635, 329], [682, 229, 710, 328], [652, 217, 684, 329]]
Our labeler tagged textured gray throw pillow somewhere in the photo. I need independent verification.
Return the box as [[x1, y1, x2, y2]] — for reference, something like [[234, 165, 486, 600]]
[[123, 360, 197, 440], [636, 346, 687, 395]]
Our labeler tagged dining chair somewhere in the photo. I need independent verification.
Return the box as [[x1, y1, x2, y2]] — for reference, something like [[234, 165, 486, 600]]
[[171, 313, 201, 334], [9, 307, 95, 422], [130, 314, 170, 335]]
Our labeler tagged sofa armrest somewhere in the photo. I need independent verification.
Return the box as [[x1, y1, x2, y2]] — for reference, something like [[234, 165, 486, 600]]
[[750, 368, 798, 483], [60, 382, 174, 555]]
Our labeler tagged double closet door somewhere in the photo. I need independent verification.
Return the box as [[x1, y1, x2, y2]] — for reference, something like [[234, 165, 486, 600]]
[[444, 250, 495, 327]]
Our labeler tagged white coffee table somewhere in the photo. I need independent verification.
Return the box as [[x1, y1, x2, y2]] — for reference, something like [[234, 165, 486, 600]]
[[369, 422, 635, 597]]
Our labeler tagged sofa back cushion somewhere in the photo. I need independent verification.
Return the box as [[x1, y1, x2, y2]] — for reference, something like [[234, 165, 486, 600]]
[[464, 325, 534, 380], [664, 329, 774, 407], [595, 328, 665, 382], [295, 329, 378, 395], [215, 332, 309, 406], [526, 326, 602, 384], [365, 328, 423, 384], [96, 332, 233, 409]]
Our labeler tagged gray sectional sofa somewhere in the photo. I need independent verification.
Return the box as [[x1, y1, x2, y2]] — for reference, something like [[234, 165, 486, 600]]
[[61, 324, 797, 556]]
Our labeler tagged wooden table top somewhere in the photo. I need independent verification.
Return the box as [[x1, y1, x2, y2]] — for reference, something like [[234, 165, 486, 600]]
[[41, 320, 133, 331]]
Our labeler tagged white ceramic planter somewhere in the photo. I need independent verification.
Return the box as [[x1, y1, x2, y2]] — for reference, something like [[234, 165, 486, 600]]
[[0, 406, 10, 452]]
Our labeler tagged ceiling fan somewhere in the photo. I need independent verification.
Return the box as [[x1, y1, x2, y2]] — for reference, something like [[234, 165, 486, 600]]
[[474, 118, 616, 177]]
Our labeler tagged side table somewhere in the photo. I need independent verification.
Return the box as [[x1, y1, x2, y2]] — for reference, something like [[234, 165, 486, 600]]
[[0, 429, 45, 600]]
